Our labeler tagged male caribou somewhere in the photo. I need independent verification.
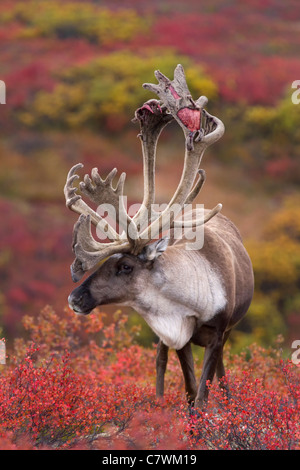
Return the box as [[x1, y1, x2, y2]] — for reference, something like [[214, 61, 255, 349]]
[[65, 65, 254, 408]]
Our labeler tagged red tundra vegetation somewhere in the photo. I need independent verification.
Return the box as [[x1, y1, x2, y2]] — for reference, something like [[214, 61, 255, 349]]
[[0, 306, 299, 450]]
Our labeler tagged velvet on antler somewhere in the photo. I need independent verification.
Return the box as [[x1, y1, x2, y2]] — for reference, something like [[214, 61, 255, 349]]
[[64, 65, 224, 281]]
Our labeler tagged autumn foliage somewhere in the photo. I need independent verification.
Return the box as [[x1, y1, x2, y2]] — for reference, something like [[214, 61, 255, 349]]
[[0, 306, 299, 450]]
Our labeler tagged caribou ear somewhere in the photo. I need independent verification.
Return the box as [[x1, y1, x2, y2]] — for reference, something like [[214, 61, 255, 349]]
[[139, 237, 169, 262]]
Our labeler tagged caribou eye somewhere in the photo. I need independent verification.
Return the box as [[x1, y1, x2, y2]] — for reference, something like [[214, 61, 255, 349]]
[[116, 263, 133, 275]]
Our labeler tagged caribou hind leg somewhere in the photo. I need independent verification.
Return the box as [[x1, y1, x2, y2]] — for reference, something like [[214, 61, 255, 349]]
[[216, 330, 231, 399], [194, 330, 225, 409]]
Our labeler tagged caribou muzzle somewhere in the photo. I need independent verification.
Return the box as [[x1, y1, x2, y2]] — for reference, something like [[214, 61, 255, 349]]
[[68, 285, 97, 315]]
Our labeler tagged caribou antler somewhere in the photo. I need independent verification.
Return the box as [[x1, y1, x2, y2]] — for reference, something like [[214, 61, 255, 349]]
[[64, 64, 225, 280], [64, 164, 132, 281], [132, 99, 174, 231], [136, 64, 224, 245], [143, 64, 224, 150]]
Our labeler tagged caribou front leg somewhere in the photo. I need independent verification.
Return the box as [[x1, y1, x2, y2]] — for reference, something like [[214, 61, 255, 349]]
[[156, 340, 169, 400], [176, 342, 197, 405]]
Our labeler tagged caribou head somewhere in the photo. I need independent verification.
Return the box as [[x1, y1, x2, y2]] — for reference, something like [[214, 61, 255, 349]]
[[64, 65, 254, 408]]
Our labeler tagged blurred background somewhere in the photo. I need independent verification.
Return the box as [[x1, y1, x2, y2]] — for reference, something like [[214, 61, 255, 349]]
[[0, 0, 299, 352]]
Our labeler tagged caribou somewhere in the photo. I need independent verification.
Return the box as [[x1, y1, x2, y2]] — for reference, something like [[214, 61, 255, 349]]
[[65, 65, 254, 408]]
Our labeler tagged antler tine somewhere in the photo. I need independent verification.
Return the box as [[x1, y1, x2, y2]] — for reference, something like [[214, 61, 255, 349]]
[[64, 163, 121, 241], [200, 109, 225, 146], [172, 203, 223, 229], [184, 169, 206, 206], [80, 167, 129, 229]]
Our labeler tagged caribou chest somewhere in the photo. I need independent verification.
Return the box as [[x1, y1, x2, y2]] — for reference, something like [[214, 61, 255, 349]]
[[131, 254, 227, 350]]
